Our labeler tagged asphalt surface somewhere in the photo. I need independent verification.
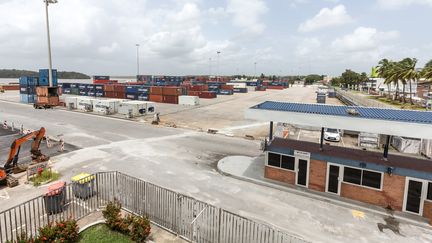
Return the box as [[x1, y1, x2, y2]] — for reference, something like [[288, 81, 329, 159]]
[[0, 91, 432, 242]]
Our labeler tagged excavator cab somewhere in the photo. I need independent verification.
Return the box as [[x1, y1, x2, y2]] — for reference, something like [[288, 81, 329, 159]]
[[0, 127, 50, 187]]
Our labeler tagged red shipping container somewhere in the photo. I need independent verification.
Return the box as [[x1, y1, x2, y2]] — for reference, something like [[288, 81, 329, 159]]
[[104, 84, 115, 92], [199, 91, 217, 99], [93, 79, 115, 84], [114, 85, 126, 92], [221, 85, 233, 90], [255, 86, 267, 91], [188, 91, 201, 96], [149, 94, 163, 103], [163, 95, 179, 104], [150, 86, 163, 95], [162, 87, 182, 96], [266, 86, 284, 90]]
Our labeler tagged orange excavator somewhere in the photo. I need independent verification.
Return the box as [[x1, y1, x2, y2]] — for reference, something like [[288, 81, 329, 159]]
[[0, 127, 50, 187]]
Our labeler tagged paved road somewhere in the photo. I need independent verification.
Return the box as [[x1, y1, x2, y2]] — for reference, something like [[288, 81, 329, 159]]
[[0, 99, 431, 243]]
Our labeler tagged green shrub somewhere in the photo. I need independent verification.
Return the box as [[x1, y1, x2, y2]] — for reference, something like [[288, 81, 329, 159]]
[[130, 216, 151, 243], [102, 200, 151, 242], [35, 219, 79, 243]]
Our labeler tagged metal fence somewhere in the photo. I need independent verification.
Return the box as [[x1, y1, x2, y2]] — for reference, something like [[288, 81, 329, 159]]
[[335, 88, 390, 108], [0, 171, 309, 243]]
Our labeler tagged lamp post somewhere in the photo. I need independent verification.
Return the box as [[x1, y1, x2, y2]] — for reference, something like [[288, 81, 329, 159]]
[[254, 62, 257, 78], [217, 51, 221, 81], [209, 58, 212, 77], [136, 44, 140, 81], [44, 0, 57, 87]]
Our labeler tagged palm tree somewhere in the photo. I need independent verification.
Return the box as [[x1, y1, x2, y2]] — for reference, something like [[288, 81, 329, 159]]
[[421, 60, 432, 96], [376, 59, 393, 98], [396, 58, 419, 104]]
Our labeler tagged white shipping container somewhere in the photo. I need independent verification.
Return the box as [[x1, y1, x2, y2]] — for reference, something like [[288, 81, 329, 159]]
[[391, 136, 421, 154], [77, 97, 95, 111], [64, 96, 78, 110], [145, 102, 156, 115], [118, 100, 147, 117], [179, 95, 200, 106], [226, 83, 247, 88], [421, 139, 432, 159], [93, 99, 120, 115]]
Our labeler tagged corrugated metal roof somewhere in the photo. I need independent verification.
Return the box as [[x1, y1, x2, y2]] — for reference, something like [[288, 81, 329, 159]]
[[251, 101, 432, 125]]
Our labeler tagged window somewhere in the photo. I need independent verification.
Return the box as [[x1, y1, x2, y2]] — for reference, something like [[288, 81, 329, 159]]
[[281, 155, 295, 170], [428, 183, 432, 200], [343, 167, 361, 185], [268, 153, 281, 167], [343, 167, 382, 190]]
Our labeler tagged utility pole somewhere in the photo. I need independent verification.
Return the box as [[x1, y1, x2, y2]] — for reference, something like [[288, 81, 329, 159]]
[[209, 58, 212, 77], [136, 44, 140, 80], [44, 0, 57, 87], [217, 51, 221, 81]]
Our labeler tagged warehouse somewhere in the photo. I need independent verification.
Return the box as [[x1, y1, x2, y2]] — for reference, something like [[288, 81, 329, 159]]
[[246, 101, 432, 222]]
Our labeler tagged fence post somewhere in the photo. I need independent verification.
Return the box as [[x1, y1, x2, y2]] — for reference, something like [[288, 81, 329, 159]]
[[217, 208, 222, 243], [95, 173, 99, 209]]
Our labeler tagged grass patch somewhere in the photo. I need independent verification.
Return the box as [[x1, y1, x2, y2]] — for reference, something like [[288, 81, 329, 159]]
[[368, 96, 425, 110], [30, 169, 60, 186], [78, 224, 132, 243]]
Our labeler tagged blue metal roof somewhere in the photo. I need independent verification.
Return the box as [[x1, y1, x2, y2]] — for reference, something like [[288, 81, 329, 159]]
[[251, 101, 432, 125]]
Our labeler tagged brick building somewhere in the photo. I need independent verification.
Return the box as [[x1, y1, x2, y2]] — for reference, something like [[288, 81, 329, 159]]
[[246, 101, 432, 222]]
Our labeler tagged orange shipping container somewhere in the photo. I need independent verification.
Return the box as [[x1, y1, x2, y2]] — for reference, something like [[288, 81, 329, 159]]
[[150, 87, 163, 95], [149, 94, 163, 103], [162, 87, 182, 96]]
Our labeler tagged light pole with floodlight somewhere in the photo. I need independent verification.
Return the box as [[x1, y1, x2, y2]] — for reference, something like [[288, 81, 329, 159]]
[[216, 51, 221, 81], [136, 44, 140, 80], [44, 0, 57, 87]]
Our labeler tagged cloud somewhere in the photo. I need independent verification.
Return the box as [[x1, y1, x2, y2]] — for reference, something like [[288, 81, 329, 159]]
[[331, 27, 399, 52], [377, 0, 432, 9], [298, 5, 352, 32], [295, 38, 321, 56], [226, 0, 269, 35]]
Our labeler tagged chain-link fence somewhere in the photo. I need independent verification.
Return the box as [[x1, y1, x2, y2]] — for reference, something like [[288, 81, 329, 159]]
[[0, 171, 309, 243]]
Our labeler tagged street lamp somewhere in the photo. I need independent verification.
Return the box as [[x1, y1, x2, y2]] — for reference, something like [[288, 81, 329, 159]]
[[44, 0, 57, 87], [254, 62, 257, 78], [217, 51, 221, 81], [136, 44, 140, 80]]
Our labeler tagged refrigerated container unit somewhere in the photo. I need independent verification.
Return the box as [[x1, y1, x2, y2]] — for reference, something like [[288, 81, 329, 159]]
[[179, 95, 199, 106], [93, 99, 120, 115], [65, 96, 78, 110], [227, 83, 247, 88], [391, 136, 421, 154], [77, 97, 95, 111], [421, 139, 432, 159], [358, 133, 380, 148], [317, 94, 326, 104], [118, 100, 148, 117]]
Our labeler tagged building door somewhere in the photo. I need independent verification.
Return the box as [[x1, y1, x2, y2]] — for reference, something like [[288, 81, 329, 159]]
[[404, 179, 423, 214], [296, 159, 308, 187], [326, 164, 341, 194]]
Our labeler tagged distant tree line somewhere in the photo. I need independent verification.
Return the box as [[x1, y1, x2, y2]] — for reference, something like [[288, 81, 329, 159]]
[[330, 70, 368, 88], [0, 69, 90, 79]]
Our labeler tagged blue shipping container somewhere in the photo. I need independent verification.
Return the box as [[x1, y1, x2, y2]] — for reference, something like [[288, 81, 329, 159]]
[[93, 75, 110, 80], [70, 83, 78, 88], [39, 69, 58, 86], [219, 90, 234, 95], [63, 88, 71, 94], [126, 86, 139, 93], [233, 88, 248, 93], [20, 94, 35, 103], [137, 94, 149, 101], [126, 93, 138, 100], [96, 91, 104, 97], [137, 86, 149, 93], [79, 90, 88, 96], [95, 85, 104, 91]]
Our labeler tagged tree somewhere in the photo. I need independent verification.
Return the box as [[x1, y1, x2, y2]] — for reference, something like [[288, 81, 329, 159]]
[[376, 59, 394, 98], [304, 74, 323, 85], [397, 58, 419, 104]]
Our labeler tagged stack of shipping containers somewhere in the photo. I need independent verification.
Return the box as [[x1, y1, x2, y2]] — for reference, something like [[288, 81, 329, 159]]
[[19, 69, 58, 104]]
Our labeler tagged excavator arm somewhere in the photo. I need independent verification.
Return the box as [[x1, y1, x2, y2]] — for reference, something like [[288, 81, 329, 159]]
[[3, 127, 49, 173]]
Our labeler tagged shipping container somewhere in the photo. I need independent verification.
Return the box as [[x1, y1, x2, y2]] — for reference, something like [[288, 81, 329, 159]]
[[118, 101, 148, 117], [162, 95, 178, 104], [93, 99, 120, 114], [137, 94, 149, 101], [70, 83, 79, 88], [266, 86, 284, 90], [150, 87, 163, 95], [178, 96, 199, 106], [104, 91, 125, 99], [38, 69, 58, 86], [255, 86, 267, 91], [70, 88, 80, 95], [149, 94, 163, 103], [198, 91, 217, 99], [162, 87, 182, 96], [20, 94, 36, 103], [62, 88, 71, 94], [64, 96, 78, 109], [77, 97, 95, 111], [218, 90, 234, 95], [233, 88, 248, 93], [126, 93, 138, 100], [93, 75, 110, 80], [187, 91, 201, 96]]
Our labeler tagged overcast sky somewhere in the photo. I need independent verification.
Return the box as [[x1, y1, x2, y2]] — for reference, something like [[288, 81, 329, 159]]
[[0, 0, 431, 76]]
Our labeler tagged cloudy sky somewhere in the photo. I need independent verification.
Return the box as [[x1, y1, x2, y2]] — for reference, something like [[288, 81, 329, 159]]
[[0, 0, 431, 76]]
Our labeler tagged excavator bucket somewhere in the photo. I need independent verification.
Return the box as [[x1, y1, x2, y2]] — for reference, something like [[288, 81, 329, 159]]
[[31, 150, 50, 163]]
